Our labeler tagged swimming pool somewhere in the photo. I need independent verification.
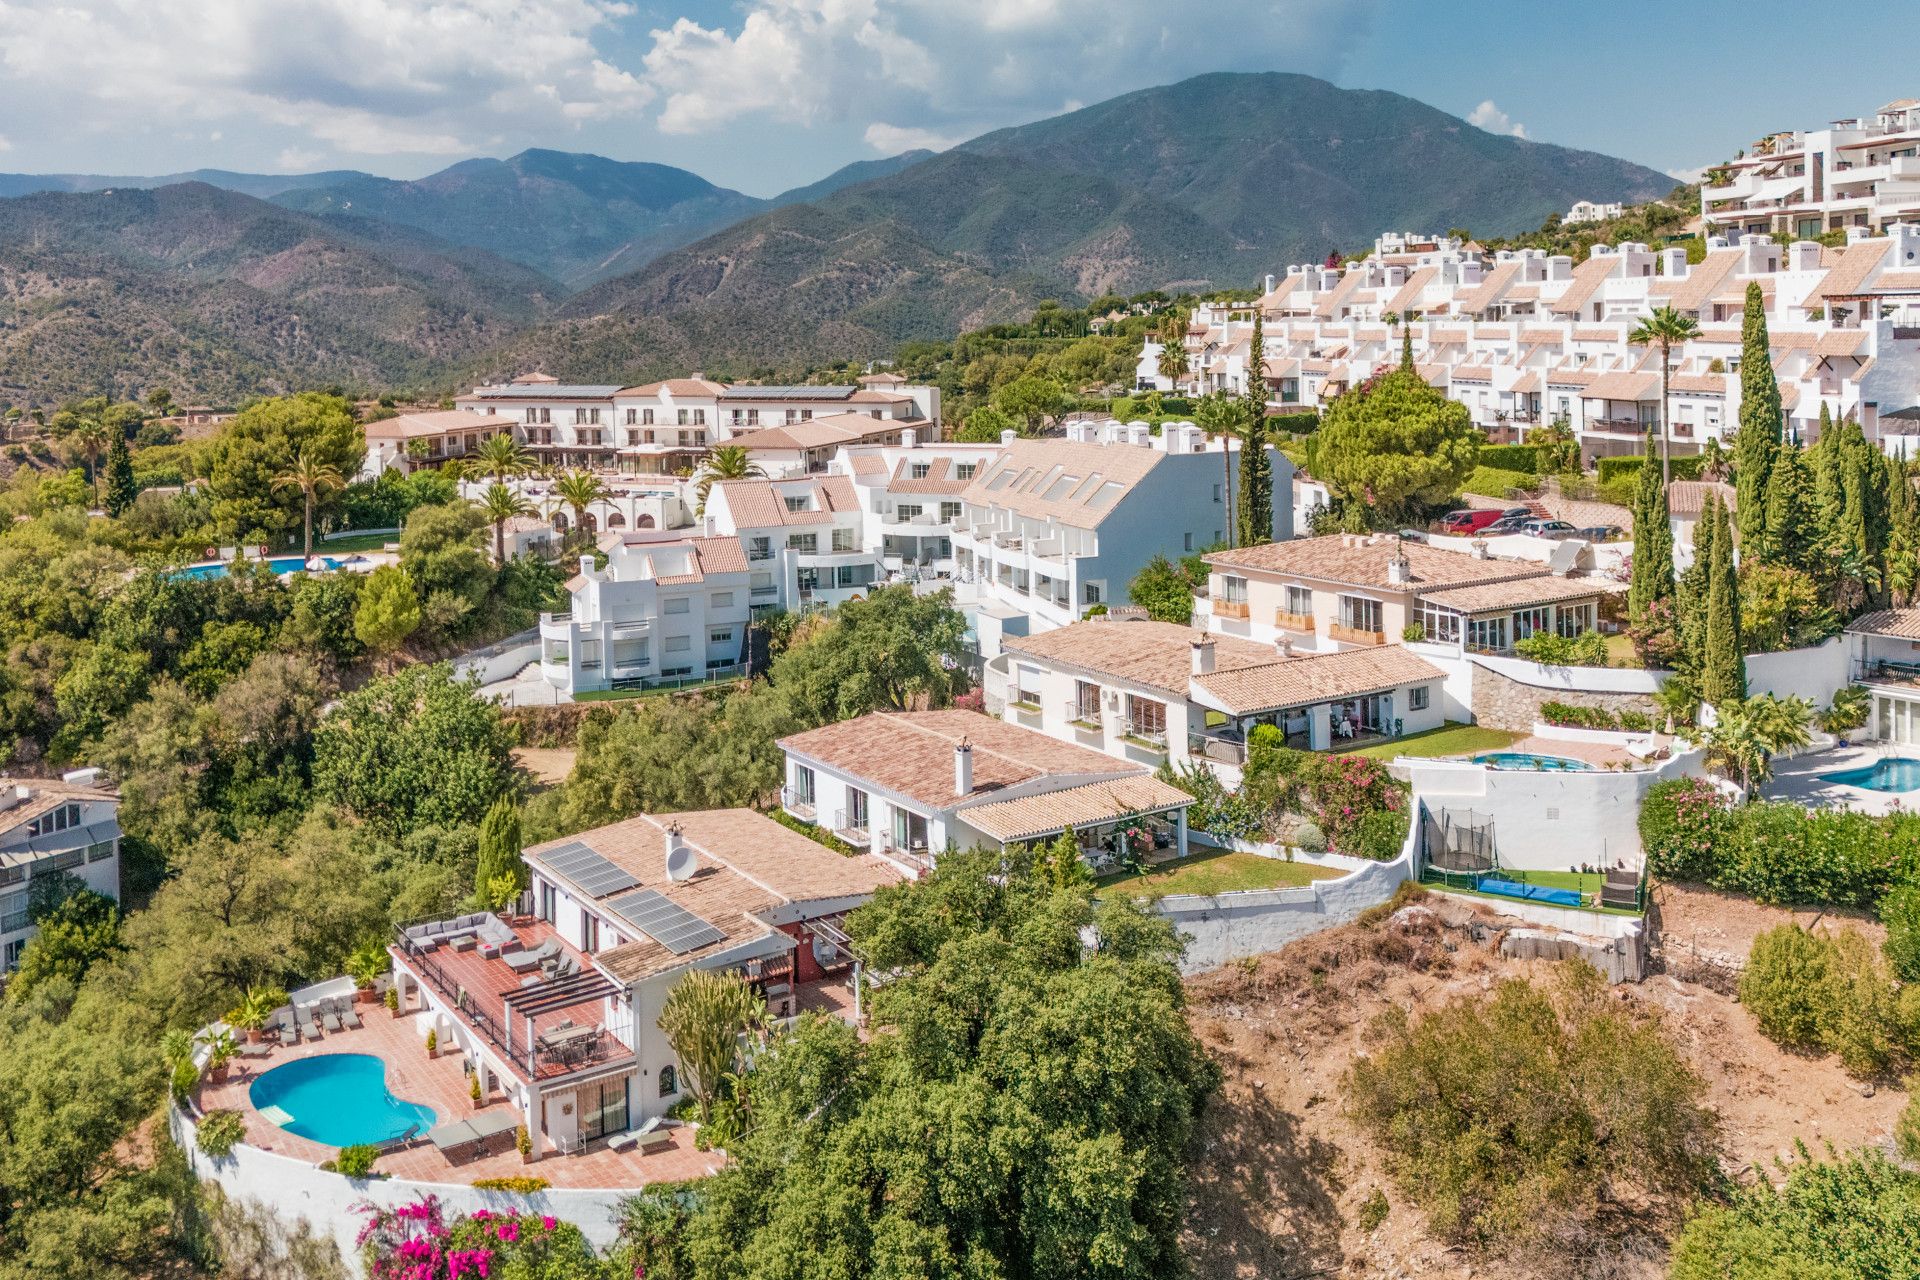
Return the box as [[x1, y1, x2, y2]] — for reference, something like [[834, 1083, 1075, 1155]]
[[175, 556, 343, 580], [1472, 752, 1596, 772], [1818, 757, 1920, 793], [248, 1053, 436, 1148]]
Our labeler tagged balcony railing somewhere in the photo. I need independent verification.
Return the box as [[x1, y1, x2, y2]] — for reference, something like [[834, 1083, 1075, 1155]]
[[832, 810, 870, 846], [1189, 732, 1247, 766], [781, 787, 816, 819], [1214, 598, 1251, 620], [1065, 700, 1103, 731], [1275, 609, 1316, 633], [1329, 623, 1385, 646]]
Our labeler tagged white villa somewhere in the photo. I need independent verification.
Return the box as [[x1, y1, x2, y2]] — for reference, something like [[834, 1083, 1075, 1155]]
[[701, 474, 878, 612], [1, 769, 121, 971], [989, 616, 1445, 775], [1565, 200, 1624, 225], [1702, 98, 1920, 239], [778, 709, 1193, 874], [953, 421, 1294, 652], [1149, 224, 1920, 460], [539, 534, 754, 697], [389, 808, 902, 1158], [841, 437, 1003, 579]]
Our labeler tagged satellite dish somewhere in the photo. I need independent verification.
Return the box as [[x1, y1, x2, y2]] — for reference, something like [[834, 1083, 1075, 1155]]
[[664, 839, 698, 882]]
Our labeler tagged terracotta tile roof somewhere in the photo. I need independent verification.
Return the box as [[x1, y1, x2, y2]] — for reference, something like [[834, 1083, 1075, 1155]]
[[1456, 260, 1522, 313], [848, 452, 890, 477], [523, 808, 900, 985], [1004, 619, 1278, 696], [1865, 270, 1920, 293], [960, 775, 1192, 843], [1813, 240, 1892, 300], [888, 457, 971, 494], [1205, 534, 1548, 592], [365, 409, 516, 441], [959, 438, 1164, 531], [599, 534, 748, 582], [1548, 256, 1619, 316], [1417, 575, 1608, 613], [0, 774, 118, 845], [1814, 330, 1870, 358], [1663, 249, 1745, 314], [1313, 269, 1370, 318], [1542, 496, 1634, 529], [1192, 646, 1444, 717], [1667, 373, 1728, 394], [780, 710, 1144, 811], [1383, 266, 1434, 315], [847, 389, 914, 404], [1520, 328, 1565, 344], [1510, 371, 1542, 394], [1572, 327, 1623, 342], [1848, 607, 1920, 639], [1545, 366, 1596, 388], [1506, 283, 1542, 300], [1779, 384, 1801, 411], [730, 413, 910, 452], [618, 379, 729, 397], [711, 476, 858, 528], [1430, 327, 1471, 342], [1585, 370, 1661, 401], [1666, 480, 1737, 516]]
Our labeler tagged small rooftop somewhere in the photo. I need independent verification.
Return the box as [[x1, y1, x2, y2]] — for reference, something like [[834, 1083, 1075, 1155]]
[[1206, 534, 1548, 592]]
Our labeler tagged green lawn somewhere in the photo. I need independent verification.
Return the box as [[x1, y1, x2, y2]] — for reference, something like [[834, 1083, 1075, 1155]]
[[1336, 721, 1522, 761], [1097, 849, 1343, 901], [573, 674, 747, 702], [1603, 632, 1643, 669], [1421, 866, 1644, 916], [318, 530, 400, 553]]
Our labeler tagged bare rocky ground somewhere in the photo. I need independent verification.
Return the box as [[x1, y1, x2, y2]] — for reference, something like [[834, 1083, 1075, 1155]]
[[1179, 887, 1911, 1280]]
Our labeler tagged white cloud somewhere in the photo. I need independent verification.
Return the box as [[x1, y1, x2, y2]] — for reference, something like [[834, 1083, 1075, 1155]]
[[642, 0, 1376, 141], [0, 0, 652, 162], [277, 147, 326, 172], [862, 122, 966, 155], [0, 133, 11, 152], [1467, 99, 1528, 139], [1666, 163, 1711, 184]]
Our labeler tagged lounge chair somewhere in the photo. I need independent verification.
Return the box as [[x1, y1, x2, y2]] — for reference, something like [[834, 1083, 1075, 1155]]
[[607, 1115, 664, 1154], [320, 1004, 344, 1033], [300, 1007, 324, 1040], [502, 948, 540, 973], [339, 1002, 362, 1030], [274, 1009, 297, 1042]]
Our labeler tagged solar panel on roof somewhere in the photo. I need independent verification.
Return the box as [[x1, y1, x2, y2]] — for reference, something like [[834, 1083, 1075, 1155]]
[[603, 889, 726, 954], [537, 840, 639, 899], [718, 385, 857, 401]]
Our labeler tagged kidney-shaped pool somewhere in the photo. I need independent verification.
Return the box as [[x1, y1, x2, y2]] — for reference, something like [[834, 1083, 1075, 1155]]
[[248, 1053, 437, 1148]]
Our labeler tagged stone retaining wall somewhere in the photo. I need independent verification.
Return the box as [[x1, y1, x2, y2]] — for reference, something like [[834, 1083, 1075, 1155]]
[[1469, 661, 1658, 732]]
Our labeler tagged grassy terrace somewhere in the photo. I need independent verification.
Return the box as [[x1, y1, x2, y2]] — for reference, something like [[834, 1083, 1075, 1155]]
[[1422, 867, 1645, 917], [1335, 722, 1521, 762], [317, 530, 400, 553], [1097, 850, 1343, 901]]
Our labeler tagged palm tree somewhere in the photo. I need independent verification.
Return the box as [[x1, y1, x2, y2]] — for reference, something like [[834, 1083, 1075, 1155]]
[[479, 482, 535, 566], [69, 417, 109, 504], [271, 449, 345, 561], [1701, 694, 1812, 795], [468, 431, 536, 483], [550, 469, 609, 546], [1628, 305, 1702, 485], [694, 445, 766, 515], [1155, 309, 1190, 392]]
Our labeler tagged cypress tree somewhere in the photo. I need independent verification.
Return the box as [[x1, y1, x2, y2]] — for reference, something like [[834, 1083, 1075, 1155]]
[[103, 433, 136, 517], [1734, 281, 1782, 552], [1884, 451, 1920, 604], [1238, 315, 1274, 544], [1677, 491, 1719, 675], [1701, 495, 1746, 708], [474, 797, 526, 904], [1763, 443, 1817, 574], [1401, 321, 1414, 371], [1629, 429, 1675, 620]]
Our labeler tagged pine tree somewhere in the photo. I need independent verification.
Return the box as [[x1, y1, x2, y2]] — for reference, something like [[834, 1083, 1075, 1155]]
[[1734, 281, 1782, 552], [1629, 430, 1676, 620], [475, 797, 525, 905], [103, 433, 136, 518], [1701, 496, 1746, 708]]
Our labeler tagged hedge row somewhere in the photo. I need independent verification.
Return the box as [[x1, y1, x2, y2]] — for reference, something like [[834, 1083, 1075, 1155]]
[[1594, 454, 1709, 486], [1476, 443, 1542, 474], [1539, 701, 1653, 732], [1639, 778, 1920, 909], [1266, 411, 1319, 435]]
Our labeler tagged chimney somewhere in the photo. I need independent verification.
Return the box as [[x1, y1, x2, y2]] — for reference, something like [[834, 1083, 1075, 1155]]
[[1276, 636, 1293, 658], [1263, 273, 1275, 293], [954, 738, 974, 797], [1469, 538, 1490, 559], [578, 553, 596, 579], [901, 428, 917, 448], [1386, 543, 1411, 585], [1190, 637, 1216, 676], [1000, 429, 1016, 446]]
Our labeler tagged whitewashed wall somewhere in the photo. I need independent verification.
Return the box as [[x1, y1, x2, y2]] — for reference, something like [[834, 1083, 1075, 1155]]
[[1744, 635, 1851, 707]]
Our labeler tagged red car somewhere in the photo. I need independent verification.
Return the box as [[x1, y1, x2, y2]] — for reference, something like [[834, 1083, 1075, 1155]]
[[1436, 507, 1526, 535]]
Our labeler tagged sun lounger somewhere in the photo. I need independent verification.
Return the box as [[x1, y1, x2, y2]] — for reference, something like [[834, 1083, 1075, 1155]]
[[301, 1008, 324, 1040], [239, 1040, 273, 1058], [503, 948, 540, 973], [339, 1003, 362, 1030], [321, 1006, 344, 1033]]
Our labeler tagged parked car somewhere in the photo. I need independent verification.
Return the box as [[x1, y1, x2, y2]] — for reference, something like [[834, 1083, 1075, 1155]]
[[1573, 524, 1626, 543], [1482, 514, 1534, 534], [1437, 507, 1529, 535], [1519, 518, 1579, 538]]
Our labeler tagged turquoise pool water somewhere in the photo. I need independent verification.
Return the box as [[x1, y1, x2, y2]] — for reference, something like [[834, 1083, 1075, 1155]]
[[176, 556, 343, 580], [248, 1053, 436, 1148], [1819, 758, 1920, 793], [1472, 752, 1596, 772]]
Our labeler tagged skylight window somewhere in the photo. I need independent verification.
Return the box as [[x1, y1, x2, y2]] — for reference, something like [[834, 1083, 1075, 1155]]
[[1086, 482, 1126, 510]]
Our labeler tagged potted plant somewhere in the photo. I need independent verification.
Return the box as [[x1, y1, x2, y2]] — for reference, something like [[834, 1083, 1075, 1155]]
[[515, 1124, 533, 1165], [225, 986, 287, 1045], [346, 939, 388, 1006], [470, 1072, 484, 1110], [202, 1030, 238, 1083], [384, 987, 400, 1019], [425, 1028, 438, 1059]]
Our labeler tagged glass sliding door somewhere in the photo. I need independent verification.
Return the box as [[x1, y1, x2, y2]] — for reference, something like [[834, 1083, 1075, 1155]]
[[579, 1075, 630, 1143]]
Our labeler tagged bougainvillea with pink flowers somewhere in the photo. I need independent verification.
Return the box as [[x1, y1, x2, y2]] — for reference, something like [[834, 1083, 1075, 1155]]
[[358, 1196, 601, 1280]]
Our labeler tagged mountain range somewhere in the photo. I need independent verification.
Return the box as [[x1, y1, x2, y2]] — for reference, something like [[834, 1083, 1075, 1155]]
[[0, 73, 1670, 405]]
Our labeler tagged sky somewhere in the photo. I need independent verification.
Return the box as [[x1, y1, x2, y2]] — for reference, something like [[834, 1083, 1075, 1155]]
[[0, 0, 1912, 196]]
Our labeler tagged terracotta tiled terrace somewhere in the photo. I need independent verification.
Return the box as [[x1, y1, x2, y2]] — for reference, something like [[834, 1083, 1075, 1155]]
[[192, 1003, 725, 1190]]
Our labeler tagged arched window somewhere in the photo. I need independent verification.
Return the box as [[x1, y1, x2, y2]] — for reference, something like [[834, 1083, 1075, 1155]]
[[606, 512, 627, 528], [659, 1065, 677, 1097], [636, 514, 656, 529], [551, 512, 570, 533]]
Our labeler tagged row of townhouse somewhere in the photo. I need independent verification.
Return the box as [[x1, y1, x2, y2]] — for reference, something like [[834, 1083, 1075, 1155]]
[[1703, 97, 1920, 239], [364, 372, 940, 480], [1142, 224, 1920, 459], [1, 770, 121, 971]]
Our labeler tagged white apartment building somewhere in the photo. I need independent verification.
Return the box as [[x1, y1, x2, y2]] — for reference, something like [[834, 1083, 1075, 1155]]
[[539, 534, 753, 698], [1565, 201, 1624, 225], [839, 436, 1004, 579], [1703, 98, 1920, 238], [778, 709, 1192, 875], [953, 421, 1294, 652], [988, 617, 1444, 778], [701, 474, 877, 613], [1152, 225, 1920, 460], [1, 770, 121, 970]]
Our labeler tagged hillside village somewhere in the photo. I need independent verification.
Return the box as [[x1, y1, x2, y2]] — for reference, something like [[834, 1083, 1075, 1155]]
[[5, 86, 1920, 1280]]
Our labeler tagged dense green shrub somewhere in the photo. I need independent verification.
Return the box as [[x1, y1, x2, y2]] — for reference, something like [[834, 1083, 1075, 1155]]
[[1268, 411, 1319, 435], [1352, 806, 1411, 861], [1458, 465, 1534, 500], [1307, 754, 1407, 856], [1595, 454, 1709, 486], [1475, 443, 1541, 473], [325, 1144, 381, 1178], [1669, 1148, 1920, 1280], [1539, 700, 1619, 730], [1346, 966, 1718, 1248], [1639, 778, 1732, 884], [1159, 760, 1262, 841], [1739, 925, 1835, 1050], [1617, 709, 1654, 733], [1740, 925, 1915, 1076], [1899, 1082, 1920, 1163], [195, 1109, 246, 1159], [1882, 884, 1920, 981], [1514, 631, 1608, 667]]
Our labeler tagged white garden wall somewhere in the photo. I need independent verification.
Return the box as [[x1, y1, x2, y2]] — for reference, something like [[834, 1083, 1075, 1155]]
[[1744, 635, 1851, 707]]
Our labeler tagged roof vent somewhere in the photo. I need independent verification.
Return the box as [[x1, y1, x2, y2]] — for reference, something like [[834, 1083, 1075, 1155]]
[[664, 823, 698, 882]]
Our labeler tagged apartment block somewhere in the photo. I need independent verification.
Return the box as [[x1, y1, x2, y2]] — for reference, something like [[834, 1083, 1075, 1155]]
[[0, 770, 121, 971], [702, 474, 877, 612], [1703, 98, 1920, 238]]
